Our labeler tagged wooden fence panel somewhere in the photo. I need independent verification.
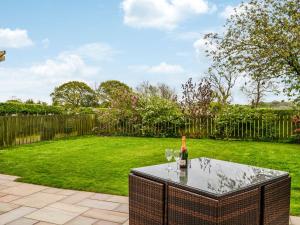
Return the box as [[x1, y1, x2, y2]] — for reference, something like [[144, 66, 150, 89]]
[[0, 114, 96, 148], [95, 113, 299, 141], [1, 112, 299, 148]]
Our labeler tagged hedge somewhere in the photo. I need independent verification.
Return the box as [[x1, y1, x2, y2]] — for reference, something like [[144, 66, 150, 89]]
[[0, 102, 63, 115]]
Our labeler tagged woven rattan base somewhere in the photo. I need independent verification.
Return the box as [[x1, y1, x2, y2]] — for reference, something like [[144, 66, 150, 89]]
[[129, 174, 165, 225], [129, 174, 291, 225]]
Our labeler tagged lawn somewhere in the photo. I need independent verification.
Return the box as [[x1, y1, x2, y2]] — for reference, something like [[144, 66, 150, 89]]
[[0, 136, 299, 215]]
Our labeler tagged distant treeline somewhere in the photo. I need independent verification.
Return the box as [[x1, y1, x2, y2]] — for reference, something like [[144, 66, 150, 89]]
[[0, 102, 94, 116]]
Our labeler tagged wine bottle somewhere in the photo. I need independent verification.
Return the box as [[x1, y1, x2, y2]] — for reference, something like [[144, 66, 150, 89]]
[[179, 136, 188, 168]]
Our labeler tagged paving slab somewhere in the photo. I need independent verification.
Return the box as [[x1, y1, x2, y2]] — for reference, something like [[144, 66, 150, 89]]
[[41, 188, 63, 194], [0, 195, 21, 203], [0, 185, 10, 191], [0, 202, 19, 214], [12, 192, 66, 208], [0, 175, 19, 181], [95, 220, 121, 225], [106, 196, 128, 204], [7, 217, 38, 225], [65, 216, 98, 225], [0, 181, 20, 187], [114, 204, 129, 213], [1, 184, 47, 196], [83, 208, 129, 223], [291, 216, 300, 225], [60, 192, 94, 204], [77, 199, 120, 210], [47, 202, 89, 214], [89, 193, 112, 201], [0, 206, 37, 225], [56, 189, 77, 196], [35, 222, 57, 225], [25, 206, 80, 224]]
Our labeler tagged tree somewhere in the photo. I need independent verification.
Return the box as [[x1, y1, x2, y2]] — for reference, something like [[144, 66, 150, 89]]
[[97, 80, 139, 119], [51, 81, 98, 108], [137, 95, 183, 136], [25, 99, 35, 104], [97, 80, 132, 107], [180, 78, 215, 117], [205, 0, 300, 101], [207, 65, 238, 105], [6, 99, 22, 104], [136, 81, 177, 101], [241, 75, 279, 107]]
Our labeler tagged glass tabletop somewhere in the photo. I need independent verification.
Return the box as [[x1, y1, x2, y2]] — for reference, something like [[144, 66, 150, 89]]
[[132, 157, 289, 197]]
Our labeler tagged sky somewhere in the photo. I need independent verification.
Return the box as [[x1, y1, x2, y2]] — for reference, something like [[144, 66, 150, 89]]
[[0, 0, 286, 104]]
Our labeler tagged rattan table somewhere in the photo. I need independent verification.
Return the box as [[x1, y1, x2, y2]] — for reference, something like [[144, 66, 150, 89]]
[[129, 157, 291, 225]]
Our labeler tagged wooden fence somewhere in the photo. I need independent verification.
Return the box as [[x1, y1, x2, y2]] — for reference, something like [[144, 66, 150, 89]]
[[95, 114, 299, 141], [0, 114, 96, 148], [0, 112, 299, 148]]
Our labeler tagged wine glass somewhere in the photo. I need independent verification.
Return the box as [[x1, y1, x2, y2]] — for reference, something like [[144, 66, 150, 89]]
[[173, 150, 180, 172], [165, 149, 173, 171]]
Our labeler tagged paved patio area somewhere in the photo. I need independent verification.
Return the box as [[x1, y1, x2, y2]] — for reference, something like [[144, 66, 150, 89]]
[[0, 174, 299, 225], [0, 174, 128, 225]]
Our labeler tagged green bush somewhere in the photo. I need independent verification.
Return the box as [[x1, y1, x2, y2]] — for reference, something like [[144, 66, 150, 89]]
[[213, 106, 297, 141], [137, 96, 183, 137], [0, 102, 97, 116], [0, 102, 63, 115], [93, 97, 184, 137]]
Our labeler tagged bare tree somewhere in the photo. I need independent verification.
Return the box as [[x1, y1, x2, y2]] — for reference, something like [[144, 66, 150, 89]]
[[207, 65, 238, 105], [180, 78, 215, 117], [241, 75, 279, 108], [136, 81, 177, 101]]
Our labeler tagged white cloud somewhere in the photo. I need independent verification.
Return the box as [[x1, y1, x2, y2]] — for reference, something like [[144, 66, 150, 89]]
[[148, 62, 184, 73], [0, 41, 117, 102], [0, 28, 34, 48], [0, 48, 101, 103], [129, 62, 184, 74], [219, 3, 249, 19], [29, 52, 99, 78], [121, 0, 210, 30], [72, 42, 118, 61]]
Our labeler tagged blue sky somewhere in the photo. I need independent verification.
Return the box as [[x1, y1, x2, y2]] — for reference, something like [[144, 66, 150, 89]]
[[0, 0, 282, 104]]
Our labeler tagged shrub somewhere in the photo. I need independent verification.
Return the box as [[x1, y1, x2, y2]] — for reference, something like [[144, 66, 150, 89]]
[[213, 106, 296, 141], [137, 96, 183, 137], [0, 102, 63, 115], [93, 97, 184, 137]]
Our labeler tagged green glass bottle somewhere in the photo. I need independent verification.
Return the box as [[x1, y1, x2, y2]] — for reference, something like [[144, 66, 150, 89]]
[[179, 136, 188, 168]]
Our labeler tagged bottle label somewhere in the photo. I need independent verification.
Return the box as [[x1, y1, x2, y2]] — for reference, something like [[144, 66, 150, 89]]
[[180, 159, 186, 166]]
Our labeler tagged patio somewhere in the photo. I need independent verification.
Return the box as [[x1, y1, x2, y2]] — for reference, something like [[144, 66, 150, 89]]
[[0, 174, 129, 225], [0, 174, 298, 225]]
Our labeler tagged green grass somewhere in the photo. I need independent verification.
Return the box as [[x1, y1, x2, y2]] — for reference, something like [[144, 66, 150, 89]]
[[0, 136, 299, 215]]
